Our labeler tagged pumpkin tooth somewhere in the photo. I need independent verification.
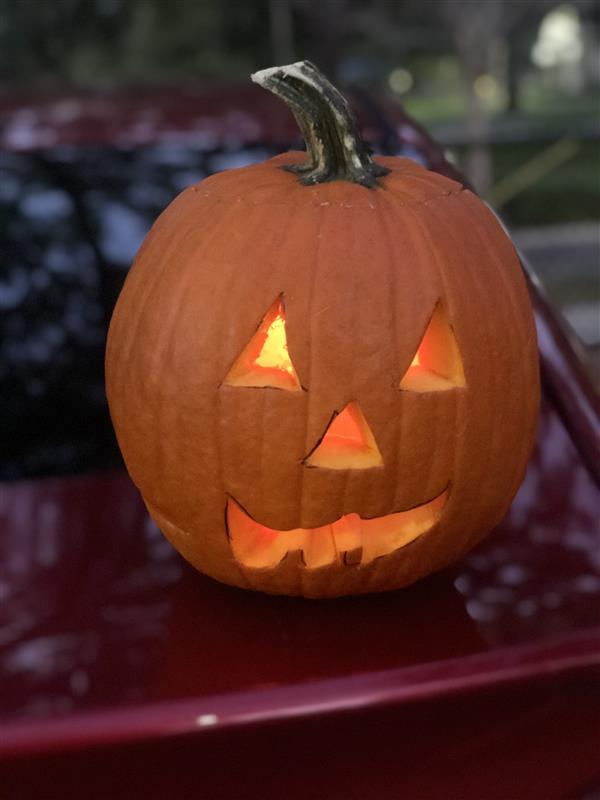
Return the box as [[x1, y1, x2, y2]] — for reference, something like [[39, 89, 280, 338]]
[[227, 490, 448, 569], [342, 547, 363, 566], [332, 512, 362, 556], [300, 524, 337, 568]]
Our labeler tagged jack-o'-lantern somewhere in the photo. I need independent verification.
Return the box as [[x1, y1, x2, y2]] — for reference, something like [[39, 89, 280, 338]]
[[106, 61, 539, 598]]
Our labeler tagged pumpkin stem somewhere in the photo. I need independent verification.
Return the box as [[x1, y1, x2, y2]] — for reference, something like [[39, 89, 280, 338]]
[[251, 61, 390, 188]]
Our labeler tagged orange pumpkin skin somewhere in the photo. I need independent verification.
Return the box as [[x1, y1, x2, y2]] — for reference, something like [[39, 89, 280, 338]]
[[105, 147, 539, 598]]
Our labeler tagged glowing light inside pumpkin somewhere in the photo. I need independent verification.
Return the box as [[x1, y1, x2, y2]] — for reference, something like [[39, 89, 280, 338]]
[[400, 303, 465, 392], [254, 309, 294, 376], [224, 296, 302, 390], [321, 404, 365, 448], [305, 402, 383, 470], [227, 489, 448, 568]]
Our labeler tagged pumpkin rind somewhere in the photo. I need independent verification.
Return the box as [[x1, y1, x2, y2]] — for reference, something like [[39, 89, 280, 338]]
[[107, 63, 539, 597], [106, 148, 539, 598]]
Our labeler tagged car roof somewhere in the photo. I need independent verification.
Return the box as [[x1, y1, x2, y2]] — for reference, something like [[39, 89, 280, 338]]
[[0, 83, 406, 151]]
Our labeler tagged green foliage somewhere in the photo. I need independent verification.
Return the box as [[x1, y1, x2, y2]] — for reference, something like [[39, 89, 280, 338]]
[[454, 140, 600, 226], [0, 0, 272, 86]]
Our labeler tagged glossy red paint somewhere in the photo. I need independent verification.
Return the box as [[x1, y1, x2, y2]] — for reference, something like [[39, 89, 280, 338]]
[[0, 85, 404, 152], [0, 91, 598, 798], [1, 395, 598, 795], [0, 86, 295, 150], [529, 272, 600, 486], [2, 675, 599, 800]]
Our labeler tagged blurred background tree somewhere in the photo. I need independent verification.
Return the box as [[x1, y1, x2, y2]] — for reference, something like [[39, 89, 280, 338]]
[[1, 0, 597, 193]]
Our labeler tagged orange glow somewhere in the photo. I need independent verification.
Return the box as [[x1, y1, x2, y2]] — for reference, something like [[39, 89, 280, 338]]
[[253, 306, 295, 377], [224, 296, 302, 390], [305, 402, 383, 470], [399, 304, 465, 392], [322, 404, 366, 448], [227, 489, 448, 568]]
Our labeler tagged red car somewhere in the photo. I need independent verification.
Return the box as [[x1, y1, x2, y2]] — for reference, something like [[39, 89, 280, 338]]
[[0, 83, 598, 799]]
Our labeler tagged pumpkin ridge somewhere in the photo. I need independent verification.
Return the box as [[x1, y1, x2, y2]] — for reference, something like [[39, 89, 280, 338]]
[[108, 220, 204, 423], [111, 197, 247, 518], [371, 190, 402, 514], [415, 191, 533, 544], [298, 207, 325, 529], [216, 201, 305, 521], [341, 216, 360, 513], [110, 190, 228, 379], [390, 194, 462, 502], [449, 193, 539, 516], [417, 196, 489, 510], [375, 189, 453, 510]]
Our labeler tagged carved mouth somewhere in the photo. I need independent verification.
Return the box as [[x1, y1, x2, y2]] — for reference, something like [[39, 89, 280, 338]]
[[227, 489, 448, 569]]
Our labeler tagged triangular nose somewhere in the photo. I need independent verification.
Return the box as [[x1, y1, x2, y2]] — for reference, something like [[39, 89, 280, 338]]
[[304, 402, 383, 470]]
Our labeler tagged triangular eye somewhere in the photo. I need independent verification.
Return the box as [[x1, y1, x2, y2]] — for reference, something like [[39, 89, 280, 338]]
[[399, 304, 465, 392], [304, 402, 383, 469], [224, 295, 303, 391]]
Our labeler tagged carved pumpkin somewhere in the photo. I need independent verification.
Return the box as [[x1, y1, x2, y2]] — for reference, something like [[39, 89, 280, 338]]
[[106, 62, 539, 598]]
